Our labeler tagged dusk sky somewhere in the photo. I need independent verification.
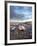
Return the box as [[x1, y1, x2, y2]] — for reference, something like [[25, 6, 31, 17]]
[[10, 6, 32, 20]]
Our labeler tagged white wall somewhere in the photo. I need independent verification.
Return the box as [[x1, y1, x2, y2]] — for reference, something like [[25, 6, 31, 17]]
[[0, 0, 4, 46], [0, 0, 37, 46]]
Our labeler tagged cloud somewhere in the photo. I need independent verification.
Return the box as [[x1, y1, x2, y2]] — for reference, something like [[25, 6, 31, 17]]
[[10, 6, 32, 20]]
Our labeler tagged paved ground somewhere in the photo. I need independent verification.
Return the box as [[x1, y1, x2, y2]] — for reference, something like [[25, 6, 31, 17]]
[[10, 22, 32, 40]]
